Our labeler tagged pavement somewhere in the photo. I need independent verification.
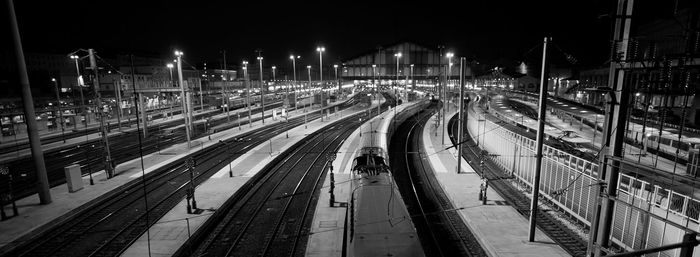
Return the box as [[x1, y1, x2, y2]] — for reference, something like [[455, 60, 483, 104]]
[[422, 109, 570, 257], [0, 99, 347, 255]]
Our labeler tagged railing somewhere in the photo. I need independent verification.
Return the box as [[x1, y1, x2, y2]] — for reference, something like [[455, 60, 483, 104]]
[[467, 103, 700, 255]]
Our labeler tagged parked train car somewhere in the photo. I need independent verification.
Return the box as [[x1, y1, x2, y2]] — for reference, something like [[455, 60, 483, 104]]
[[345, 113, 424, 257]]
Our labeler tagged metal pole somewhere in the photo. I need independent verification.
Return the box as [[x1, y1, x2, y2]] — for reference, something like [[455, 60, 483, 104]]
[[89, 49, 114, 178], [243, 62, 251, 128], [318, 47, 324, 115], [52, 79, 65, 142], [257, 51, 265, 125], [291, 56, 298, 109], [528, 37, 549, 242], [7, 0, 51, 203], [591, 1, 634, 255], [222, 50, 229, 122], [114, 80, 122, 131], [140, 93, 147, 138], [457, 57, 465, 174], [176, 51, 191, 148], [71, 56, 87, 130]]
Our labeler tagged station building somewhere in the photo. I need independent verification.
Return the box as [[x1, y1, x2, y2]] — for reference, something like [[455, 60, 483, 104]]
[[340, 42, 472, 96]]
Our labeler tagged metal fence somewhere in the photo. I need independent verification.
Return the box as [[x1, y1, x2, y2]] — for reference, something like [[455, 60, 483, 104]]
[[467, 105, 700, 256]]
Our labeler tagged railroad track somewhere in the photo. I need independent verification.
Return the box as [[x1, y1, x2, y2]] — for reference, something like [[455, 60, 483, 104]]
[[1, 112, 310, 257], [448, 108, 589, 257], [389, 102, 487, 257], [0, 102, 285, 200], [175, 93, 393, 257], [0, 100, 354, 257]]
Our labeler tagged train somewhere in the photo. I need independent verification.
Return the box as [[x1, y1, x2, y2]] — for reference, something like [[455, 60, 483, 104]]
[[345, 111, 424, 257]]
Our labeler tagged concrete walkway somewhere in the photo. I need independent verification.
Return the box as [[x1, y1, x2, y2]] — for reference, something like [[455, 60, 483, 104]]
[[421, 110, 570, 257]]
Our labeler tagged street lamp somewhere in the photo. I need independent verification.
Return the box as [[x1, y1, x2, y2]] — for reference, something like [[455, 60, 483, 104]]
[[52, 78, 65, 143], [410, 64, 414, 95], [289, 55, 300, 109], [394, 52, 402, 103], [306, 65, 312, 128], [166, 63, 175, 118], [446, 52, 454, 100], [257, 56, 265, 124], [70, 55, 86, 130], [317, 46, 325, 110], [333, 64, 339, 94], [243, 60, 251, 127], [175, 50, 191, 148]]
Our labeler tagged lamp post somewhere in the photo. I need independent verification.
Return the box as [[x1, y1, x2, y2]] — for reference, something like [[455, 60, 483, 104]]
[[175, 50, 191, 148], [372, 64, 377, 91], [52, 78, 65, 143], [317, 47, 325, 112], [243, 61, 251, 127], [333, 64, 339, 94], [307, 65, 312, 112], [446, 52, 454, 108], [70, 55, 86, 130], [166, 63, 174, 118], [410, 64, 414, 95], [257, 56, 265, 124], [272, 65, 276, 88], [394, 52, 401, 103], [290, 55, 300, 109]]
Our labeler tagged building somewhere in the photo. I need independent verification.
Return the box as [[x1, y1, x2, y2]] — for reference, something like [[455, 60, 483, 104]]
[[341, 41, 472, 96]]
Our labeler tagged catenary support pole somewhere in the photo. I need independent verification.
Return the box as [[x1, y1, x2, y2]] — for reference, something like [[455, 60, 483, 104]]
[[89, 49, 114, 178], [176, 51, 191, 148], [528, 36, 549, 242], [457, 57, 465, 174], [590, 1, 634, 256], [6, 0, 51, 203]]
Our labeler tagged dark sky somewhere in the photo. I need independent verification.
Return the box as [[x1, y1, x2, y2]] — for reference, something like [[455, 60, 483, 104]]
[[6, 0, 677, 69]]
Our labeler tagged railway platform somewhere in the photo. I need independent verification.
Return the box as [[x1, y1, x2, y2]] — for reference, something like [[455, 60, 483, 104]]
[[305, 99, 415, 257], [122, 98, 383, 256], [420, 109, 570, 257], [0, 102, 342, 255]]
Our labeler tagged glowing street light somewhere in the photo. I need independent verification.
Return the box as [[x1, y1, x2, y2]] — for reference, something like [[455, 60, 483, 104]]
[[317, 46, 325, 109], [289, 55, 300, 108], [174, 50, 191, 148], [69, 55, 86, 130]]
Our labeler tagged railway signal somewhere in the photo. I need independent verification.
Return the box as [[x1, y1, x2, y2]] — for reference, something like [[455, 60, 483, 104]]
[[186, 157, 198, 214], [327, 153, 337, 207]]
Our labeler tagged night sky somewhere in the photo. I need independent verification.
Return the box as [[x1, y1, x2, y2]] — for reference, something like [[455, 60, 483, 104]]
[[5, 1, 681, 69]]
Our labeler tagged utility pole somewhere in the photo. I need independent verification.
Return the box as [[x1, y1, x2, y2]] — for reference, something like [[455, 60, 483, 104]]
[[256, 50, 265, 124], [140, 93, 147, 138], [222, 50, 229, 122], [70, 55, 87, 130], [528, 37, 550, 242], [457, 57, 465, 174], [175, 51, 191, 148], [88, 49, 114, 178], [589, 0, 634, 255], [7, 0, 51, 203], [243, 61, 251, 128], [113, 80, 123, 131], [52, 78, 65, 142], [438, 45, 446, 145]]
